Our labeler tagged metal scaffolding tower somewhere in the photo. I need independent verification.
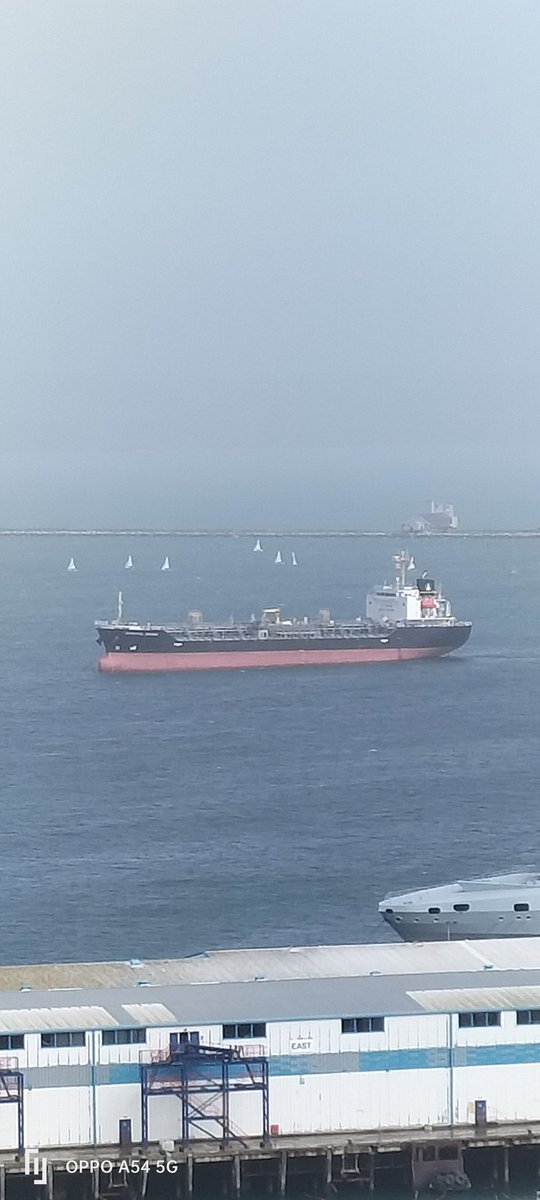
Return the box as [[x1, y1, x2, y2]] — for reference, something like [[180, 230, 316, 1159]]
[[0, 1058, 24, 1152], [140, 1035, 269, 1146]]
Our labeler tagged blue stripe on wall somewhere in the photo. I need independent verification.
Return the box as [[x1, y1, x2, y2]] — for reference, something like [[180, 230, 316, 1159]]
[[358, 1044, 540, 1073], [358, 1048, 450, 1072], [100, 1064, 140, 1085], [270, 1044, 540, 1076], [20, 1042, 540, 1090], [459, 1043, 540, 1068]]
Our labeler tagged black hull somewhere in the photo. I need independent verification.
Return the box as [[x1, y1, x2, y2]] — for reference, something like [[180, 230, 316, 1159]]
[[96, 622, 472, 671]]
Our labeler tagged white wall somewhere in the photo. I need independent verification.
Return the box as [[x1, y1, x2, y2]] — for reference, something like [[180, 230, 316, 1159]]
[[25, 1087, 93, 1148], [2, 1009, 540, 1148]]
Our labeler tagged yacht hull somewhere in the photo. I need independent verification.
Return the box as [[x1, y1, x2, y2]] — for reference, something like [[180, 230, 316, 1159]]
[[382, 911, 540, 941], [380, 871, 540, 941]]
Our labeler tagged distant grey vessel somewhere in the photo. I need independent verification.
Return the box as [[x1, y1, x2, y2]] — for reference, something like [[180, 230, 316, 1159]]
[[379, 871, 540, 941]]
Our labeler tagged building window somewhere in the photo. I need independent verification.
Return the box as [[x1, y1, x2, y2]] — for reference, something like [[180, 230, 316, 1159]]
[[222, 1023, 266, 1039], [516, 1009, 540, 1025], [0, 1034, 24, 1051], [453, 903, 470, 912], [514, 903, 530, 913], [171, 1031, 200, 1047], [102, 1028, 147, 1045], [41, 1032, 86, 1048], [341, 1017, 385, 1034], [458, 1012, 501, 1028]]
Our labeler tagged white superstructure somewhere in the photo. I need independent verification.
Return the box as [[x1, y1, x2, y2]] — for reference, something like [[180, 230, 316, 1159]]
[[380, 871, 540, 941], [366, 552, 453, 624], [3, 940, 540, 1150]]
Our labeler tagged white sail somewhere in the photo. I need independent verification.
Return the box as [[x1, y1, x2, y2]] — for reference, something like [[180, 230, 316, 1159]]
[[161, 556, 170, 571], [125, 555, 133, 570], [253, 539, 263, 552], [274, 550, 283, 564], [407, 557, 416, 571], [67, 557, 77, 572], [291, 552, 298, 566]]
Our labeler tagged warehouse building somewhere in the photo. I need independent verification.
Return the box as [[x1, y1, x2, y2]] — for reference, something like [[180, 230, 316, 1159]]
[[2, 938, 540, 1151]]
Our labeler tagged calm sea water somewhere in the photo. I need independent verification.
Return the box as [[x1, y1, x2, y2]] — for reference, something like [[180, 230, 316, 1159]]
[[0, 533, 539, 966]]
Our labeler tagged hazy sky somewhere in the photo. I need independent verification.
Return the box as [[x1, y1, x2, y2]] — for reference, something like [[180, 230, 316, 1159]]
[[1, 1, 539, 528]]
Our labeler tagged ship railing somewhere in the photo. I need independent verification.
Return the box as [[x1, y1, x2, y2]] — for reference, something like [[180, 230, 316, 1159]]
[[143, 1048, 169, 1064], [141, 1042, 266, 1065], [228, 1043, 266, 1058]]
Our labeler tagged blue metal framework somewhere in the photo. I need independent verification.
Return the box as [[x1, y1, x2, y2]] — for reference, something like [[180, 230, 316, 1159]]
[[141, 1036, 269, 1146], [0, 1064, 24, 1152]]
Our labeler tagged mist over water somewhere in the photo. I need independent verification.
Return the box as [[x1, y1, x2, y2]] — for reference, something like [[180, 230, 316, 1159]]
[[0, 533, 538, 966]]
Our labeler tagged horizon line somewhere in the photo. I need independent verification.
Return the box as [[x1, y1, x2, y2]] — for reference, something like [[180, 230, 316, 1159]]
[[1, 528, 540, 539]]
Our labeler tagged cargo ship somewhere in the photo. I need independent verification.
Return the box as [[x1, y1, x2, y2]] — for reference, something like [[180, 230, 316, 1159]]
[[96, 552, 471, 672]]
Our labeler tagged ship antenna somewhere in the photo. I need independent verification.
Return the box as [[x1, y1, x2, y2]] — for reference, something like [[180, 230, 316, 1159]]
[[117, 591, 123, 623], [392, 550, 408, 589]]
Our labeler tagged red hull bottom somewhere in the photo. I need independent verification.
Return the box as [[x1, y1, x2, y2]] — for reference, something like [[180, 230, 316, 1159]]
[[98, 647, 446, 672]]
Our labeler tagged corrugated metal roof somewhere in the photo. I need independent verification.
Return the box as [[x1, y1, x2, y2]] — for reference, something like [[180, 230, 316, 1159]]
[[0, 1006, 117, 1032], [0, 941, 540, 1029], [409, 985, 540, 1013], [122, 1003, 178, 1024], [462, 940, 540, 971], [0, 940, 530, 994]]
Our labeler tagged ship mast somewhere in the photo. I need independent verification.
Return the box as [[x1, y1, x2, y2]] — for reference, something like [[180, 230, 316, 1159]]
[[392, 550, 410, 590]]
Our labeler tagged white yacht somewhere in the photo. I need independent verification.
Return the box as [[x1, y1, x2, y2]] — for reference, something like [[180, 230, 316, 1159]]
[[379, 871, 540, 940]]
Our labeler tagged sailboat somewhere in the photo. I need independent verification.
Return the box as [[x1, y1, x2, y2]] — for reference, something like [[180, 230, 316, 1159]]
[[67, 557, 77, 572], [161, 556, 170, 571], [274, 551, 283, 564], [125, 555, 133, 570], [253, 539, 263, 552], [291, 552, 298, 566]]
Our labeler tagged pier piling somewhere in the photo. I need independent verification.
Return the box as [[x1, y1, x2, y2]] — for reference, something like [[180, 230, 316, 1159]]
[[278, 1151, 287, 1195], [503, 1146, 510, 1184], [325, 1148, 333, 1188], [1, 1123, 540, 1197]]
